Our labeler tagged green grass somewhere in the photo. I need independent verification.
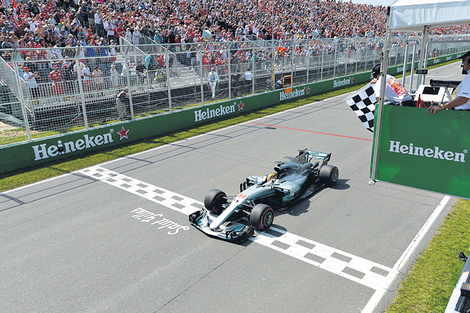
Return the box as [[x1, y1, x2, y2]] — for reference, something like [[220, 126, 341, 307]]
[[386, 199, 470, 313], [1, 61, 468, 312]]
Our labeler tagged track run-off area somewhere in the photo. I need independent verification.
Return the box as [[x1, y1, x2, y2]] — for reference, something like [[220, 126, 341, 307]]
[[0, 63, 461, 313]]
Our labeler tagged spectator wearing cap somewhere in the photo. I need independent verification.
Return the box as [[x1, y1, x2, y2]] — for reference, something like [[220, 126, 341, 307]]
[[48, 65, 64, 98], [115, 22, 125, 44], [429, 51, 470, 114]]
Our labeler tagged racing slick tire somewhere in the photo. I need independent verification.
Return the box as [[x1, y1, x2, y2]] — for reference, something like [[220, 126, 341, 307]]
[[319, 165, 339, 186], [250, 204, 274, 231], [204, 189, 227, 215]]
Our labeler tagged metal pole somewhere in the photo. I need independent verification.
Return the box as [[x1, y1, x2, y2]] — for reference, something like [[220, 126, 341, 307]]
[[199, 47, 204, 105], [320, 40, 324, 81], [417, 25, 429, 86], [252, 47, 255, 94], [306, 42, 310, 83], [409, 43, 417, 92], [166, 49, 172, 112], [333, 41, 337, 78], [13, 51, 32, 141], [370, 12, 393, 183], [402, 40, 409, 88], [75, 46, 88, 129], [228, 46, 232, 100], [124, 46, 135, 119]]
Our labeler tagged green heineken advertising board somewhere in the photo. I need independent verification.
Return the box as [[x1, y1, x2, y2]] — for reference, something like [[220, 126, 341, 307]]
[[375, 105, 470, 198]]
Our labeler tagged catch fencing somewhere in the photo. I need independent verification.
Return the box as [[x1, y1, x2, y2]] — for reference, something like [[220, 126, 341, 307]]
[[1, 34, 470, 146]]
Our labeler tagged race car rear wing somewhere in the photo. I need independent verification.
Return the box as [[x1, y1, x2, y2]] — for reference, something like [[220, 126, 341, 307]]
[[300, 149, 331, 165]]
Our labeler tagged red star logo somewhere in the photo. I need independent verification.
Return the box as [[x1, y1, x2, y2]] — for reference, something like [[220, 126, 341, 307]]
[[306, 87, 310, 94], [238, 101, 245, 110], [117, 126, 129, 140]]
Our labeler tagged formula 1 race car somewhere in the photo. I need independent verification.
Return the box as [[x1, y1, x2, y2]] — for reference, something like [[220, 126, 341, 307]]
[[189, 149, 339, 243]]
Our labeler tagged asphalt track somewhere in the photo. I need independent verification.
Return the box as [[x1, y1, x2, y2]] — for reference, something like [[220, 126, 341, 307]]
[[0, 62, 464, 313]]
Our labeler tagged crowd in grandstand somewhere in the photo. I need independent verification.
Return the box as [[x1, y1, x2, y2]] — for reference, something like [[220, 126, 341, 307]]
[[1, 0, 470, 97]]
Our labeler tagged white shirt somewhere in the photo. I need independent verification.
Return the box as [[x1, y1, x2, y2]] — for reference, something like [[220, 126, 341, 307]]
[[374, 74, 412, 104], [451, 72, 470, 110], [24, 72, 38, 88], [243, 71, 253, 81], [208, 71, 219, 83]]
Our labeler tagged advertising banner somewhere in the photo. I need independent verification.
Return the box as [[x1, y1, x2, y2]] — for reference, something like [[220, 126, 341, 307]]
[[375, 105, 470, 198]]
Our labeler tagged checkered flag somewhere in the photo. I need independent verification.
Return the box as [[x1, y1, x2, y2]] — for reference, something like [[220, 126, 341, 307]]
[[345, 84, 376, 132]]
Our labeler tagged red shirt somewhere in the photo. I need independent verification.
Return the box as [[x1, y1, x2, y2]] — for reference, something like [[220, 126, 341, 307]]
[[115, 26, 125, 38], [48, 70, 62, 82]]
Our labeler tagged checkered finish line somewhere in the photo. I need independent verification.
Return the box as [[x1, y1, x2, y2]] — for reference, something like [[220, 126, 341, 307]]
[[345, 84, 377, 132], [79, 165, 396, 291]]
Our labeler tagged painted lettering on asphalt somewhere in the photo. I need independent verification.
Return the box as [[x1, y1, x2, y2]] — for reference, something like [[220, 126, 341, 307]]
[[131, 207, 190, 235]]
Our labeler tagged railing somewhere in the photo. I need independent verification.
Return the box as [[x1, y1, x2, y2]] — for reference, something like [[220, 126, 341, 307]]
[[1, 34, 470, 146]]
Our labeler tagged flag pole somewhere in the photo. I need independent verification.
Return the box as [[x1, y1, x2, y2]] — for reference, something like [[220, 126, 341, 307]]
[[370, 6, 392, 184]]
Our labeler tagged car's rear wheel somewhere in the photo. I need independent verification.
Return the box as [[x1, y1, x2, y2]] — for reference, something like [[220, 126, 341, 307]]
[[204, 189, 227, 215], [250, 204, 274, 231], [319, 165, 339, 186]]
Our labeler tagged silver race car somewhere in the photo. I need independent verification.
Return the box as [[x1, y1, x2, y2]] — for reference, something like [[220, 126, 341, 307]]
[[189, 149, 339, 243]]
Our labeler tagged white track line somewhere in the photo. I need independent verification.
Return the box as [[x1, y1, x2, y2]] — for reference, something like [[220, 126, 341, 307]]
[[361, 195, 451, 313], [80, 165, 396, 291]]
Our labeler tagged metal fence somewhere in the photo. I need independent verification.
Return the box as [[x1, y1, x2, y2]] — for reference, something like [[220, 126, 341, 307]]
[[1, 34, 470, 146]]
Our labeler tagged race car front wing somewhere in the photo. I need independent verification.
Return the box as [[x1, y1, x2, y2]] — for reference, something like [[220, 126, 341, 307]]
[[189, 209, 255, 243]]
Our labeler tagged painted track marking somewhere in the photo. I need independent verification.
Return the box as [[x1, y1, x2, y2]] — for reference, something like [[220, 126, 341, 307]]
[[248, 122, 373, 141], [80, 165, 396, 291]]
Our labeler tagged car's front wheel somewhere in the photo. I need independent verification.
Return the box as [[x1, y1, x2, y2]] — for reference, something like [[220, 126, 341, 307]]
[[204, 189, 227, 215], [250, 204, 274, 231]]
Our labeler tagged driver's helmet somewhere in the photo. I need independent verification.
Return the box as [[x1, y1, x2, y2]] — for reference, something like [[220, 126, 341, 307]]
[[267, 173, 277, 182]]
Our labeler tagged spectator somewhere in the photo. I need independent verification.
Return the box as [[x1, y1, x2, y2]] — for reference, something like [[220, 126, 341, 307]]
[[93, 64, 104, 95], [207, 67, 219, 99], [48, 65, 64, 99], [429, 51, 470, 114], [82, 62, 93, 93], [110, 63, 119, 88], [23, 66, 40, 101], [116, 88, 128, 119], [371, 63, 414, 106], [242, 68, 253, 93]]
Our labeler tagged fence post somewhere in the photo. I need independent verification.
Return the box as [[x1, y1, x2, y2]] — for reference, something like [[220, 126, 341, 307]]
[[124, 46, 135, 119], [228, 46, 232, 100], [74, 47, 89, 129], [13, 51, 32, 141], [321, 41, 324, 81], [252, 47, 255, 94], [166, 49, 172, 112], [199, 47, 204, 105]]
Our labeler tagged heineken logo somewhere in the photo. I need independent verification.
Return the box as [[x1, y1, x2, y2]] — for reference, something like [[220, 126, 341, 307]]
[[32, 127, 129, 161], [279, 88, 306, 101], [333, 77, 352, 88], [389, 141, 467, 163], [194, 102, 244, 122]]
